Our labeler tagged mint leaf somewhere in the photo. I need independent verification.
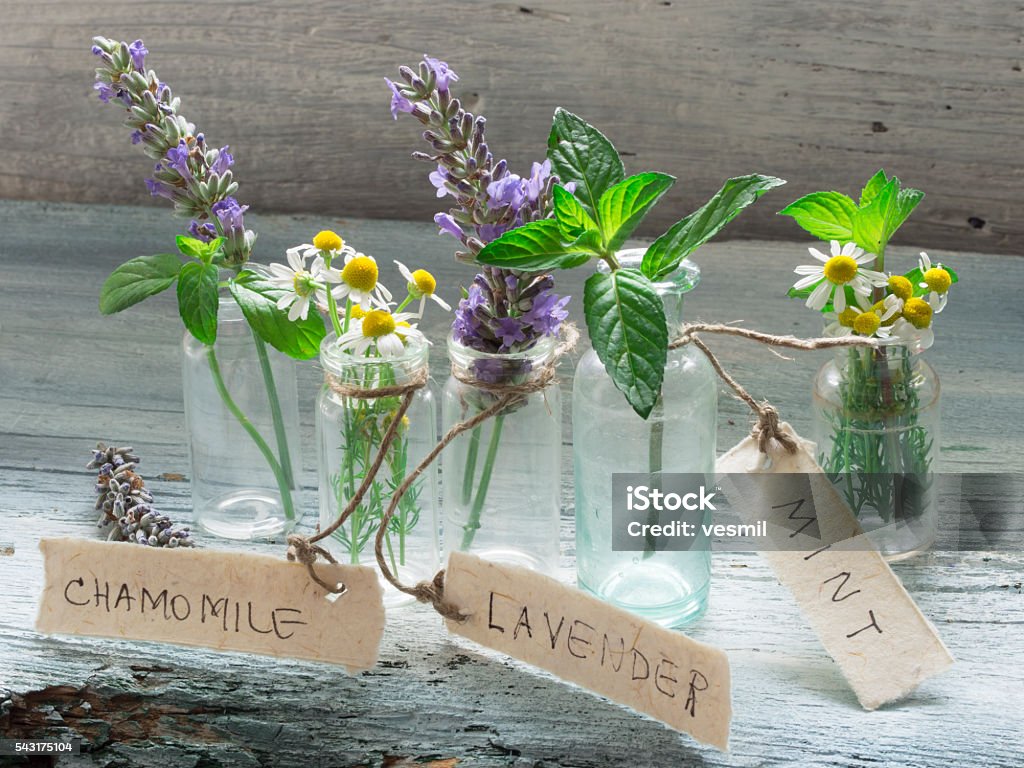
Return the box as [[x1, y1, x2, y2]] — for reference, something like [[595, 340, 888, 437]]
[[851, 178, 898, 254], [176, 235, 210, 260], [229, 270, 326, 360], [643, 174, 786, 280], [547, 108, 625, 222], [475, 219, 594, 271], [888, 187, 924, 240], [176, 261, 220, 345], [598, 172, 675, 253], [99, 254, 182, 314], [553, 184, 598, 239], [583, 268, 668, 419], [859, 169, 889, 207], [778, 191, 858, 242]]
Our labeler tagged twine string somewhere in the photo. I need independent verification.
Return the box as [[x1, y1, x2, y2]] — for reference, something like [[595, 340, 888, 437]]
[[670, 322, 877, 454], [286, 365, 428, 594]]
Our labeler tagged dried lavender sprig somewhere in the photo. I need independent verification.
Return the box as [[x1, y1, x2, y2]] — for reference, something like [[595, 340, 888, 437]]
[[387, 57, 570, 358], [87, 443, 193, 548], [90, 37, 254, 266]]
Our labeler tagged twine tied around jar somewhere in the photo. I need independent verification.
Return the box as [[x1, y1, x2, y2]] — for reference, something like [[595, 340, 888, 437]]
[[669, 322, 878, 455], [286, 365, 429, 594], [287, 324, 578, 614]]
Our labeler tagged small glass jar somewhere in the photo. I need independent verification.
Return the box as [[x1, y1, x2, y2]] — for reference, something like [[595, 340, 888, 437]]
[[442, 334, 562, 575], [316, 334, 439, 607], [811, 339, 940, 560], [574, 250, 717, 628], [182, 293, 303, 540]]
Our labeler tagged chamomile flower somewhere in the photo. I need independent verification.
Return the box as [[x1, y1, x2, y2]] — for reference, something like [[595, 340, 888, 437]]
[[333, 251, 393, 309], [823, 292, 899, 339], [394, 259, 451, 314], [792, 240, 887, 312], [267, 249, 340, 321], [917, 251, 952, 313], [336, 309, 425, 358]]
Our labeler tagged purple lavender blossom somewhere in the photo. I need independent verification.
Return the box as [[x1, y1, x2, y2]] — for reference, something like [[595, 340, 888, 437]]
[[127, 39, 148, 71], [189, 220, 218, 242], [94, 81, 114, 103], [212, 196, 248, 233], [486, 174, 527, 211], [494, 317, 526, 348], [144, 178, 174, 199], [522, 291, 570, 336], [211, 146, 233, 175], [435, 212, 464, 239], [129, 129, 143, 145], [423, 55, 459, 91], [385, 78, 415, 119], [429, 166, 449, 198], [164, 140, 192, 178]]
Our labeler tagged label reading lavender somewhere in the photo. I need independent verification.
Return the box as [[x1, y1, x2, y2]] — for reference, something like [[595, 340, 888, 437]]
[[36, 538, 385, 673], [443, 552, 732, 750]]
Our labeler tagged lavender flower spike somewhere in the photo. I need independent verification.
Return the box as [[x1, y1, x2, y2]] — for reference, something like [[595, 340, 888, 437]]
[[91, 36, 254, 266], [387, 55, 570, 358]]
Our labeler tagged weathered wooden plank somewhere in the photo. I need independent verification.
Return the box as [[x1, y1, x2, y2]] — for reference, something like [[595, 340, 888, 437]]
[[0, 1, 1022, 253], [0, 201, 1022, 766]]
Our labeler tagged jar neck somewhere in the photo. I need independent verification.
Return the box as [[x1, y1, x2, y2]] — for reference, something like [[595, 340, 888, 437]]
[[320, 334, 429, 387], [447, 333, 554, 386], [604, 248, 700, 329]]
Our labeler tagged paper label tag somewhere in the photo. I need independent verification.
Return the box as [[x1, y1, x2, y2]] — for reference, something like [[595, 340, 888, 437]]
[[36, 538, 385, 673], [443, 551, 732, 750], [716, 425, 954, 710]]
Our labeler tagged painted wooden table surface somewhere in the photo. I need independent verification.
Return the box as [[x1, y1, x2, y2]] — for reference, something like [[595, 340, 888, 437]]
[[0, 201, 1021, 767]]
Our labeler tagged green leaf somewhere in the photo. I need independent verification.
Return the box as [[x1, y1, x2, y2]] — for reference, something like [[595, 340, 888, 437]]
[[228, 270, 327, 360], [851, 178, 898, 254], [778, 190, 858, 243], [583, 268, 668, 419], [859, 169, 889, 207], [643, 174, 787, 280], [888, 187, 924, 240], [176, 235, 209, 260], [547, 108, 625, 221], [598, 172, 676, 253], [176, 261, 220, 345], [475, 219, 595, 271], [553, 184, 598, 239], [99, 254, 182, 314]]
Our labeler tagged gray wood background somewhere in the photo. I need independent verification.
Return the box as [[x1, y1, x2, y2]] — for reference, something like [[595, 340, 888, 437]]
[[2, 1, 1021, 254], [1, 201, 1022, 766]]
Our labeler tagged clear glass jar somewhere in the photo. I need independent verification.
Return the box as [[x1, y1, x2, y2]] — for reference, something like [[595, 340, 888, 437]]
[[182, 293, 303, 540], [574, 250, 717, 628], [442, 334, 562, 575], [811, 339, 940, 560], [316, 334, 439, 607]]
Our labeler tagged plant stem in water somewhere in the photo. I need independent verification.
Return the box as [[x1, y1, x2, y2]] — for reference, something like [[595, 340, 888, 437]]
[[461, 413, 505, 551]]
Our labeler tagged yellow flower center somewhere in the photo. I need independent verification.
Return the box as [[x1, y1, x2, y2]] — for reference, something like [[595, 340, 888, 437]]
[[349, 304, 367, 320], [410, 268, 437, 296], [313, 230, 343, 252], [361, 310, 396, 338], [292, 271, 314, 297], [871, 300, 897, 326], [341, 256, 378, 292], [395, 320, 412, 340], [837, 308, 859, 328], [888, 275, 913, 301], [923, 267, 952, 294], [903, 297, 933, 329], [853, 311, 881, 336], [823, 255, 859, 285]]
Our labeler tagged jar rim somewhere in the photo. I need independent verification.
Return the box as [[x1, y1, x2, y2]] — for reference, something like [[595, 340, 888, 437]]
[[320, 332, 430, 376], [597, 248, 701, 295]]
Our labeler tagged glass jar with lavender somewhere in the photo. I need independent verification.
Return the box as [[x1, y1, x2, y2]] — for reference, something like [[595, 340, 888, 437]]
[[182, 287, 303, 540], [316, 334, 440, 607], [441, 334, 562, 575], [574, 250, 717, 628]]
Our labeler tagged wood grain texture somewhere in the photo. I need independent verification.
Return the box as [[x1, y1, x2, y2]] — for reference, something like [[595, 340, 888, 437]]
[[0, 200, 1022, 766], [1, 1, 1022, 254]]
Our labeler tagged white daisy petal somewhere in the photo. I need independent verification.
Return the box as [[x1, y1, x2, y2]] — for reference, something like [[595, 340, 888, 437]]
[[830, 240, 841, 256], [840, 242, 857, 256], [793, 273, 823, 290], [807, 280, 832, 310], [286, 249, 305, 272], [267, 263, 293, 279], [855, 251, 876, 264], [809, 247, 830, 263], [429, 293, 452, 311], [287, 299, 304, 322], [276, 294, 295, 310], [834, 287, 847, 313], [794, 265, 822, 275]]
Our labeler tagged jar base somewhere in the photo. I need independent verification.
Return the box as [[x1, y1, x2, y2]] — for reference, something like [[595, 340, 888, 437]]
[[195, 489, 297, 540], [579, 562, 709, 629]]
